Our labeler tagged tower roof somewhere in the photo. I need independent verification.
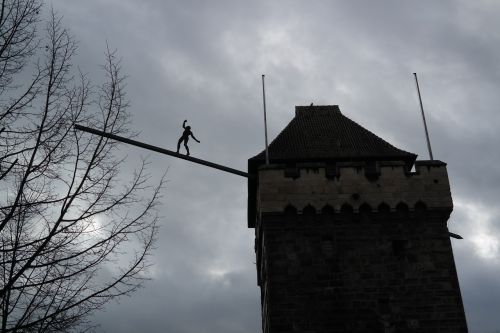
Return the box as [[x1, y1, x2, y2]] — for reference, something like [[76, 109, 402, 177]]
[[250, 105, 416, 164]]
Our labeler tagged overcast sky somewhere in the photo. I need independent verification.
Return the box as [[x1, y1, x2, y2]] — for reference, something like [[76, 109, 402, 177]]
[[46, 1, 500, 332]]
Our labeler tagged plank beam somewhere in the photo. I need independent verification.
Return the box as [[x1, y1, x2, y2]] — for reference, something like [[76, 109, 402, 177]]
[[74, 124, 250, 178]]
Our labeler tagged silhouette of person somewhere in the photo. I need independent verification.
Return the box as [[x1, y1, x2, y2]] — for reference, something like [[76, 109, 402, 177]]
[[176, 120, 200, 156]]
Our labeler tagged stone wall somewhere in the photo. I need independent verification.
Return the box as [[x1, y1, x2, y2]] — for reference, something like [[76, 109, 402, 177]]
[[255, 161, 468, 333], [257, 161, 453, 215]]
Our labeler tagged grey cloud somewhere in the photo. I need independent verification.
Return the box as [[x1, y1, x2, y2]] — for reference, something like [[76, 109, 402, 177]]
[[47, 0, 500, 331]]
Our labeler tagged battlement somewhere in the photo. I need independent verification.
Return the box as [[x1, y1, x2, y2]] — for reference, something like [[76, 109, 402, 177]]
[[256, 160, 452, 215]]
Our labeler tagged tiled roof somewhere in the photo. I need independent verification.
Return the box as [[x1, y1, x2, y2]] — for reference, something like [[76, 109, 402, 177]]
[[250, 105, 416, 163]]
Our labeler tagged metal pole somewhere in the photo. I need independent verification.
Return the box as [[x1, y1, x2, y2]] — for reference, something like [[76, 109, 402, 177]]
[[74, 124, 250, 178], [413, 73, 434, 160], [262, 74, 270, 165]]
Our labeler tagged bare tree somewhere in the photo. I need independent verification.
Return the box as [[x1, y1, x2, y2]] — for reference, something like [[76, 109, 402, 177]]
[[0, 2, 163, 332]]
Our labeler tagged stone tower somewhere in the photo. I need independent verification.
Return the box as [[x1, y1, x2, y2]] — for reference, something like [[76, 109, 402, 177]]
[[248, 105, 468, 332]]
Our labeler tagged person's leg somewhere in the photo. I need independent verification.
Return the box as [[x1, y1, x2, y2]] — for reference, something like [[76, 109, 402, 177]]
[[184, 141, 190, 156], [177, 137, 183, 153]]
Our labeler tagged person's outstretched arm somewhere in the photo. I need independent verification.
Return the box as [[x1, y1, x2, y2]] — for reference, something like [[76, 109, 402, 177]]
[[182, 120, 187, 129], [190, 133, 200, 143]]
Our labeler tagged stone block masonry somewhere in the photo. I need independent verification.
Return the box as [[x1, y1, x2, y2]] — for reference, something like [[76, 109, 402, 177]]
[[257, 161, 453, 215], [254, 161, 468, 333]]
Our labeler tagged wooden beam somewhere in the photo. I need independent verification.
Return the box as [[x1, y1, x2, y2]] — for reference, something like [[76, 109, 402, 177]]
[[74, 124, 250, 178]]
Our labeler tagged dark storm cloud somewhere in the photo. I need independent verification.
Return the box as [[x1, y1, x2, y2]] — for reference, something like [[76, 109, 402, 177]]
[[48, 0, 500, 332]]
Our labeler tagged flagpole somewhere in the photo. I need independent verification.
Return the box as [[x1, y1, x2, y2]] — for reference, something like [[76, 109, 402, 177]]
[[262, 74, 270, 165], [413, 73, 434, 160]]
